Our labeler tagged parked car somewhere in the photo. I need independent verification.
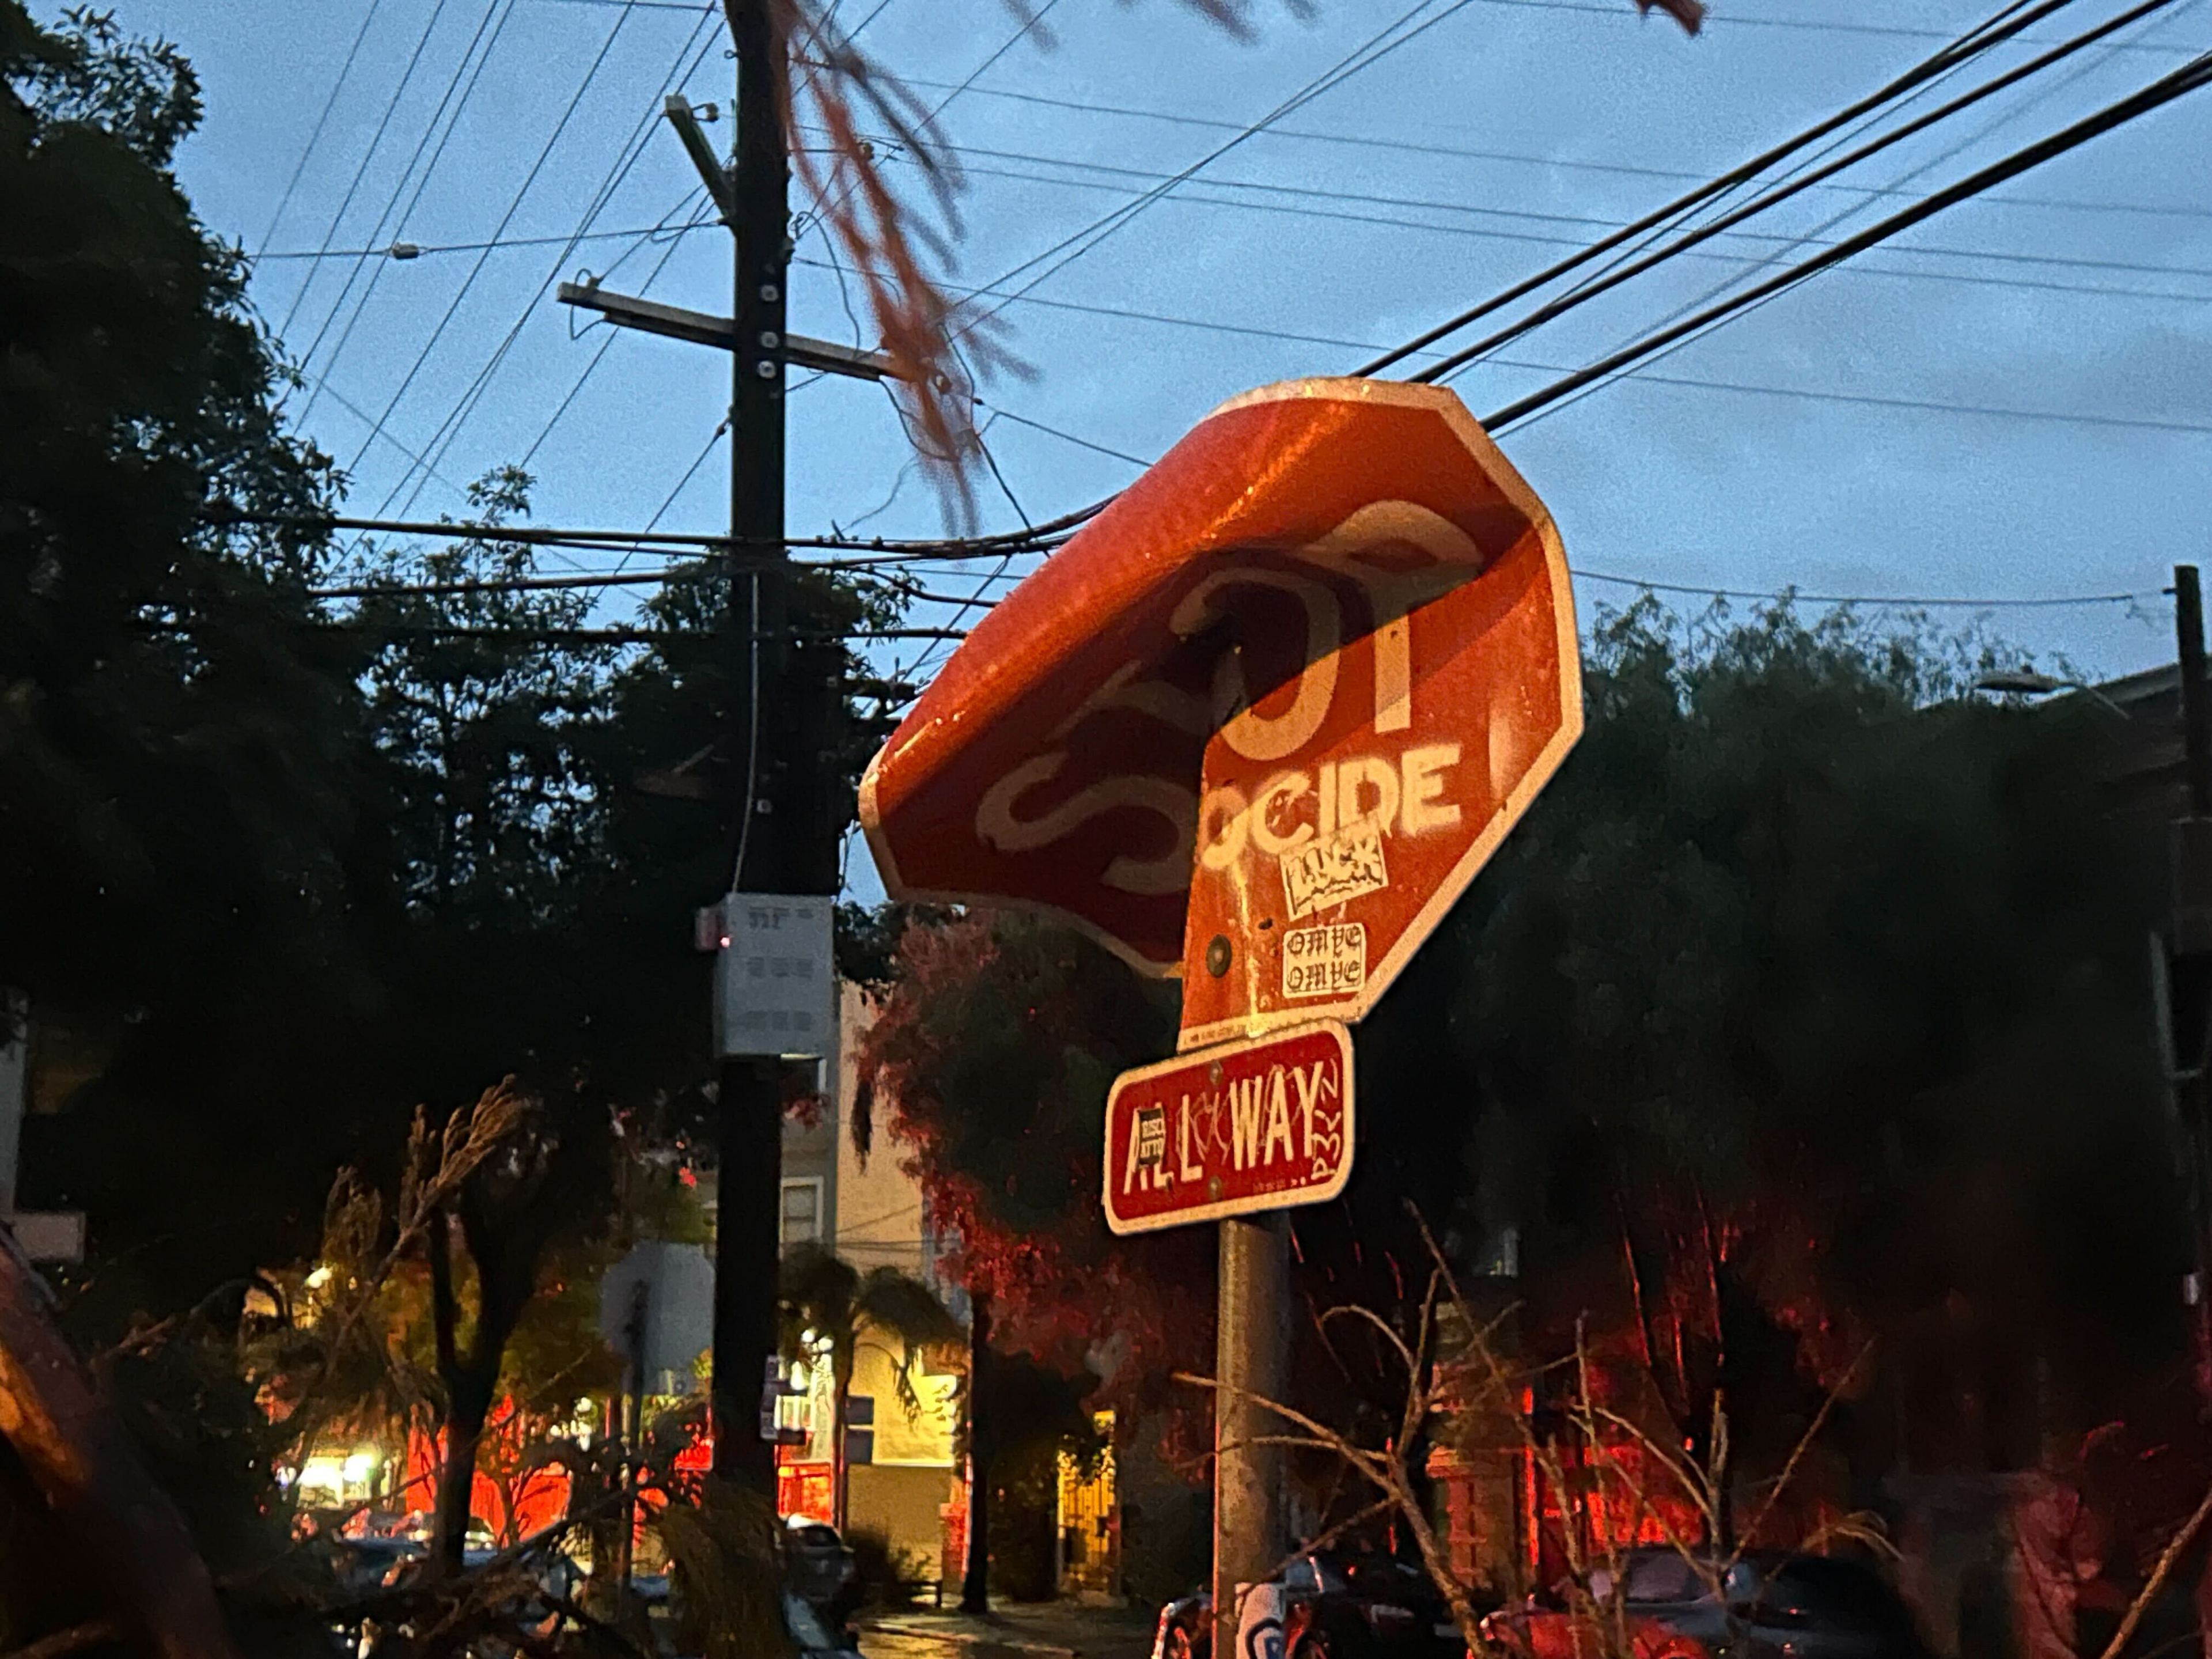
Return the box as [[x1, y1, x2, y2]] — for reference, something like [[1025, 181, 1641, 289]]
[[1608, 1548, 1930, 1659], [1282, 1552, 1479, 1659], [1155, 1550, 1482, 1659]]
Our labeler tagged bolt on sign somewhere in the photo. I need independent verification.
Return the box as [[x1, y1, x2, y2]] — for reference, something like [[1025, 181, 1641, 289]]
[[1103, 1022, 1354, 1235]]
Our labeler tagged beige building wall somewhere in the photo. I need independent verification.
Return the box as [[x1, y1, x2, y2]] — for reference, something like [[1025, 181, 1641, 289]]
[[781, 982, 963, 1580]]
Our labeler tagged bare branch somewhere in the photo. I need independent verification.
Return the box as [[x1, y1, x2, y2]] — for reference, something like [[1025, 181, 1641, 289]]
[[1725, 1342, 1872, 1563], [2096, 1479, 2212, 1659], [0, 1619, 121, 1659], [1319, 1302, 1418, 1377]]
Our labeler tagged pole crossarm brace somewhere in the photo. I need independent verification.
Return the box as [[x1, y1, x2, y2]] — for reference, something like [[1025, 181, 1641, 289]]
[[556, 281, 904, 382], [663, 94, 738, 222]]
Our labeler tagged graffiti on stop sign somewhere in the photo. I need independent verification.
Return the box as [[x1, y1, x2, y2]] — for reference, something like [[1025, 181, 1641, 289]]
[[1103, 1022, 1355, 1236]]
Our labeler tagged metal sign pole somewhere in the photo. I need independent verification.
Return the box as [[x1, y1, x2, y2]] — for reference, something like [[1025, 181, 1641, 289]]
[[1214, 1214, 1290, 1659]]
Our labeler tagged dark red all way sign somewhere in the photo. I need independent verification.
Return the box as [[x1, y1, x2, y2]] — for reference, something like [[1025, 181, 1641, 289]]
[[1103, 1022, 1355, 1237]]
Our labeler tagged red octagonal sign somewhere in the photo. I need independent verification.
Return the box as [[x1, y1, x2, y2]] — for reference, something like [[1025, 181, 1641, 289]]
[[859, 378, 1581, 1048]]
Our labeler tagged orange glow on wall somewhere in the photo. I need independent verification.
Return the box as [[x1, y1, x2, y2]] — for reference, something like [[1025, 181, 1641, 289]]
[[400, 1404, 573, 1543]]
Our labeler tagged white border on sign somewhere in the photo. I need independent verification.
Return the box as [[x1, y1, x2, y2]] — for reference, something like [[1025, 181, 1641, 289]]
[[1101, 1020, 1357, 1237], [1175, 378, 1585, 1051], [854, 377, 1583, 1007]]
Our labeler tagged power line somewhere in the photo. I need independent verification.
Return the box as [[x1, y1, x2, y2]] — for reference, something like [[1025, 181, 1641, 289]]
[[923, 0, 1063, 120], [274, 0, 460, 343], [1573, 570, 2154, 608], [514, 191, 717, 471], [344, 0, 647, 482], [893, 146, 2212, 297], [260, 157, 2212, 291], [1358, 0, 2079, 377], [308, 561, 1003, 604], [292, 541, 2168, 619], [953, 0, 1497, 340], [895, 76, 2212, 224], [205, 507, 1069, 558], [1455, 0, 2207, 49], [255, 0, 390, 257], [251, 165, 2212, 309], [296, 0, 519, 428], [516, 0, 2209, 39], [974, 403, 1150, 465], [1403, 0, 2193, 382], [258, 222, 704, 260], [787, 257, 2212, 441], [1478, 46, 2212, 429], [1537, 0, 2200, 437], [382, 11, 727, 516]]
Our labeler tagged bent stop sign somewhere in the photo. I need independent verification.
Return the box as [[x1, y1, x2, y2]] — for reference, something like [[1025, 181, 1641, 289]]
[[859, 377, 1582, 1059], [1173, 390, 1581, 1047]]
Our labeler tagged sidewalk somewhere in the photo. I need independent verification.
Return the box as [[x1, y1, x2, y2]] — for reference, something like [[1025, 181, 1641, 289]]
[[859, 1599, 1159, 1659]]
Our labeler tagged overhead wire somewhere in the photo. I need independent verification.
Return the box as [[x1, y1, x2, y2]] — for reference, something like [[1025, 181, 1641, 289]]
[[516, 0, 2212, 46], [197, 509, 2169, 615], [951, 0, 1492, 343], [379, 9, 728, 517], [274, 0, 460, 343], [1507, 0, 2048, 344], [256, 160, 2212, 302], [1357, 0, 2085, 377], [1476, 45, 2212, 433], [870, 144, 2212, 298], [895, 77, 2212, 223], [1482, 0, 2204, 433], [255, 0, 390, 257], [294, 0, 520, 428], [1401, 0, 2189, 384], [1506, 0, 2203, 437], [343, 0, 650, 485]]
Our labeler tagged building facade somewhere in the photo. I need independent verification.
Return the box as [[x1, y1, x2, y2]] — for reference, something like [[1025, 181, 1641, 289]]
[[776, 982, 967, 1581]]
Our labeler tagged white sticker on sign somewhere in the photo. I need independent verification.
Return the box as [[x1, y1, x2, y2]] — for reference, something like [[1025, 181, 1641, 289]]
[[1281, 821, 1388, 919], [1282, 922, 1367, 1000]]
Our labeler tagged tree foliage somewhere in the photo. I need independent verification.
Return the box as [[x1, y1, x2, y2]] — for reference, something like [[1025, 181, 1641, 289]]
[[1, 0, 356, 1020], [855, 912, 1215, 1427], [863, 599, 2188, 1486]]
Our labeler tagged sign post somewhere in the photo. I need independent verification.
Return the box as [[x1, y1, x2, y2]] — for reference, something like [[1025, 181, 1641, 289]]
[[858, 378, 1581, 1634]]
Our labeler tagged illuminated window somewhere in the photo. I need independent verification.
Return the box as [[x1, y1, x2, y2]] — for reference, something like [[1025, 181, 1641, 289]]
[[781, 1177, 824, 1248]]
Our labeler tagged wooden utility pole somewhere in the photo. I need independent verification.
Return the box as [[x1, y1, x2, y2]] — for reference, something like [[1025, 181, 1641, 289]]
[[707, 0, 794, 1494], [557, 12, 897, 1493], [2167, 565, 2212, 1393]]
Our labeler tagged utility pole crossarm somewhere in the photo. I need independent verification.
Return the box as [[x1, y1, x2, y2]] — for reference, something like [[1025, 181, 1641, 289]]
[[557, 282, 903, 382]]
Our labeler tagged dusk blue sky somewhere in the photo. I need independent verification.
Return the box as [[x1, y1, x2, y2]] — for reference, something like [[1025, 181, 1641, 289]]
[[56, 0, 2212, 889]]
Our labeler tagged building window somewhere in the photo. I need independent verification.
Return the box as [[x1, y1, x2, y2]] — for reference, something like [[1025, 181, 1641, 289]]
[[781, 1177, 824, 1249]]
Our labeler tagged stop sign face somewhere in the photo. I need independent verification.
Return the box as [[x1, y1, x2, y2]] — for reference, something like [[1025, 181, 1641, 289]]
[[1174, 392, 1582, 1046], [858, 378, 1580, 1038]]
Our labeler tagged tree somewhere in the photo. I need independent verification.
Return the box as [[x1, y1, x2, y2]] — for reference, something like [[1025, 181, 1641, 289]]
[[1, 0, 396, 1320], [859, 597, 2192, 1540], [420, 1085, 615, 1571], [0, 0, 357, 1018], [1427, 599, 2183, 1479], [855, 913, 1213, 1410], [778, 1247, 961, 1531]]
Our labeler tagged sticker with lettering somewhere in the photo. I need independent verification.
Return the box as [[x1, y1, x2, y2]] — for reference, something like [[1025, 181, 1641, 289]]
[[1282, 922, 1366, 999], [1281, 821, 1388, 920]]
